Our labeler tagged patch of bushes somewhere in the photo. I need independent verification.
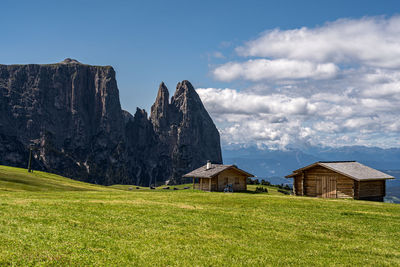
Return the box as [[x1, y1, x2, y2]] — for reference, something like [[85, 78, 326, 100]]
[[276, 184, 292, 191], [278, 189, 290, 195], [247, 178, 259, 185], [247, 178, 272, 185], [261, 180, 271, 186], [255, 187, 268, 193]]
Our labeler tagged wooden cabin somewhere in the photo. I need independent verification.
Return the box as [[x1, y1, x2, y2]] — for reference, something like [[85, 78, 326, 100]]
[[286, 161, 394, 201], [183, 162, 254, 192]]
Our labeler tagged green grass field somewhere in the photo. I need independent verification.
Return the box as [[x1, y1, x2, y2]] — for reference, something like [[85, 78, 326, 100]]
[[0, 165, 399, 266]]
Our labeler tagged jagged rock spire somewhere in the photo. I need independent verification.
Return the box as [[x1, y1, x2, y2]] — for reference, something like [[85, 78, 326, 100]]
[[150, 82, 170, 129], [171, 80, 208, 120], [134, 107, 148, 120], [172, 80, 201, 103]]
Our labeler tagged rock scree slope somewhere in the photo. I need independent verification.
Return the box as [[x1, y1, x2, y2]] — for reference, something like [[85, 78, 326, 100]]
[[0, 59, 222, 185]]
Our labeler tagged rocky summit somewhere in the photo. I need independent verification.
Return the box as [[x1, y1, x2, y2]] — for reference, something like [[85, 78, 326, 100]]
[[0, 59, 222, 185]]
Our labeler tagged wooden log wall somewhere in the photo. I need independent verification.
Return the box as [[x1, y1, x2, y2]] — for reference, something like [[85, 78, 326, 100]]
[[199, 178, 211, 191], [294, 175, 303, 195], [216, 169, 247, 191], [303, 166, 354, 198], [211, 177, 218, 191], [336, 175, 354, 198], [357, 180, 385, 198]]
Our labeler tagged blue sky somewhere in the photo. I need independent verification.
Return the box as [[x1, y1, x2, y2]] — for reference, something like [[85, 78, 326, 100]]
[[2, 0, 400, 149]]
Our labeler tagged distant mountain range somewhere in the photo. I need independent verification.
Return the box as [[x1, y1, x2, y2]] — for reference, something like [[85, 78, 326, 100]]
[[223, 146, 400, 202]]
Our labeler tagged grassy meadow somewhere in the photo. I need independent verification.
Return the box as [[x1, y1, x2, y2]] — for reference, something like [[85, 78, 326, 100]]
[[0, 165, 399, 266]]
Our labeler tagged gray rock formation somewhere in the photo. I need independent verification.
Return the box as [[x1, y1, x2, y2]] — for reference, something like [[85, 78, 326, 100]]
[[0, 59, 222, 185], [151, 80, 222, 183]]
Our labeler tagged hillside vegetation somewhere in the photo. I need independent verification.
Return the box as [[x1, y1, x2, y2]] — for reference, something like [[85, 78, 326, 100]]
[[0, 165, 399, 266], [0, 165, 108, 192]]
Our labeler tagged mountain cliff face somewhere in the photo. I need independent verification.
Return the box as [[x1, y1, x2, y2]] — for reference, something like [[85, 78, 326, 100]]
[[150, 81, 222, 183], [0, 59, 222, 185]]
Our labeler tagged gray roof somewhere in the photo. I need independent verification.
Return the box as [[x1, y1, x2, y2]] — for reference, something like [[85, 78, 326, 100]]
[[286, 161, 394, 181], [183, 164, 254, 178]]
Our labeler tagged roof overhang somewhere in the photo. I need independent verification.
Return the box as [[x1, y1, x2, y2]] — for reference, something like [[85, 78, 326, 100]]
[[318, 163, 394, 181], [285, 173, 297, 178], [183, 165, 254, 179], [285, 162, 320, 178], [285, 162, 395, 181], [230, 166, 255, 178], [355, 177, 395, 181]]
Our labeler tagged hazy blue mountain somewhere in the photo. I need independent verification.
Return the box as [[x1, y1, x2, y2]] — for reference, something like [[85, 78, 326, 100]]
[[223, 147, 319, 185]]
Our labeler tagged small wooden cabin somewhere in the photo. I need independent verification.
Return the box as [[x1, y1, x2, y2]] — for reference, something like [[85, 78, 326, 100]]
[[183, 162, 254, 192], [286, 161, 394, 201]]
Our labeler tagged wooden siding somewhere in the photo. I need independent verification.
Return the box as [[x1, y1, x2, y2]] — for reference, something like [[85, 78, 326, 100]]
[[304, 166, 329, 197], [293, 175, 303, 196], [301, 166, 354, 198], [358, 180, 385, 198], [291, 165, 388, 200], [316, 176, 337, 198], [216, 169, 247, 192], [336, 175, 354, 198], [211, 177, 218, 191], [196, 168, 248, 192], [199, 178, 210, 191]]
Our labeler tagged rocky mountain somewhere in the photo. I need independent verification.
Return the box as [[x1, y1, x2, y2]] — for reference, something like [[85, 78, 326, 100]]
[[0, 59, 222, 185], [150, 81, 222, 183]]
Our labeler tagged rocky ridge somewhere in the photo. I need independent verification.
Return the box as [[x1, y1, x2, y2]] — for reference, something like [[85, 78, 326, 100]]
[[0, 59, 222, 185]]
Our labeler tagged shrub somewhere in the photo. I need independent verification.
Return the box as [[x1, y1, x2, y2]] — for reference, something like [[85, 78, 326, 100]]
[[247, 178, 260, 185], [255, 187, 268, 193], [261, 180, 271, 186]]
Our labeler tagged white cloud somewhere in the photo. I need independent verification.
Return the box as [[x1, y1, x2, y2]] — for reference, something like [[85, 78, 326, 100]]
[[213, 59, 338, 81], [203, 16, 400, 149], [197, 86, 400, 149], [236, 16, 400, 68], [197, 88, 315, 116], [362, 82, 400, 98]]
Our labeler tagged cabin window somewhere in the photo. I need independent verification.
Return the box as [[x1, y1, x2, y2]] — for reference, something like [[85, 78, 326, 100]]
[[235, 177, 239, 184], [224, 177, 228, 185]]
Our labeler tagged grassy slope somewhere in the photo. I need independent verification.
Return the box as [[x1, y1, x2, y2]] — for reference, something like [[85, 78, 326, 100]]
[[109, 184, 289, 195], [0, 166, 399, 266], [0, 165, 109, 192]]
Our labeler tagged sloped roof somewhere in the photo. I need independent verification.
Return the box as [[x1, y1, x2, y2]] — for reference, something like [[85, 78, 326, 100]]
[[285, 161, 394, 181], [183, 164, 254, 178]]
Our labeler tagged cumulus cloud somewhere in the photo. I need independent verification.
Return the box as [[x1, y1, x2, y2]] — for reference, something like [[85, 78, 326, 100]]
[[197, 88, 315, 115], [213, 59, 338, 81], [197, 86, 400, 149], [203, 16, 400, 149], [236, 16, 400, 68]]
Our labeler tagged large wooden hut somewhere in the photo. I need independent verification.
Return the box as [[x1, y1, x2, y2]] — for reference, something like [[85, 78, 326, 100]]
[[183, 161, 254, 192], [285, 161, 394, 201]]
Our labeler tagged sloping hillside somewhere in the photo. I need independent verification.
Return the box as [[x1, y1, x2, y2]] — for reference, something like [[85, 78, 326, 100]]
[[0, 165, 399, 266], [0, 165, 108, 191]]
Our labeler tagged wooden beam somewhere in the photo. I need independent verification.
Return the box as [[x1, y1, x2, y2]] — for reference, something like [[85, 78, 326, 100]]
[[383, 180, 386, 197]]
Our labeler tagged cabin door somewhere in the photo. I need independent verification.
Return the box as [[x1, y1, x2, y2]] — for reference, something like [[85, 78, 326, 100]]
[[317, 176, 337, 198]]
